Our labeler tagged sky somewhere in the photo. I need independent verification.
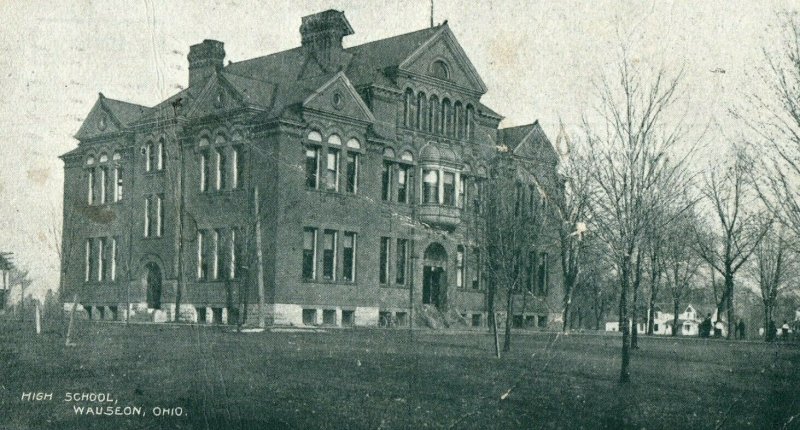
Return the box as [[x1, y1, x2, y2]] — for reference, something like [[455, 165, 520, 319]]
[[0, 0, 796, 302]]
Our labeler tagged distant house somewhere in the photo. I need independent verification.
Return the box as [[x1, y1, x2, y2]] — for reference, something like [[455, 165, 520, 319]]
[[604, 320, 647, 333], [664, 305, 702, 336], [604, 304, 706, 336]]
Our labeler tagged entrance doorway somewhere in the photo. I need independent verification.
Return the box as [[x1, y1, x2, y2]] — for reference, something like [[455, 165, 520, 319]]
[[422, 243, 448, 309], [145, 262, 162, 309]]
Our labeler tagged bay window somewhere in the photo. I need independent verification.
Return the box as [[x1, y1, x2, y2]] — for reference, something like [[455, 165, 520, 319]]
[[423, 170, 439, 203]]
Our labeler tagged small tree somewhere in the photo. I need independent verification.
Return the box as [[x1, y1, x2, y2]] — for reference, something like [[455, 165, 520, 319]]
[[554, 130, 594, 332], [482, 147, 548, 354], [747, 223, 798, 341], [694, 147, 770, 338], [664, 209, 702, 336], [586, 56, 693, 382]]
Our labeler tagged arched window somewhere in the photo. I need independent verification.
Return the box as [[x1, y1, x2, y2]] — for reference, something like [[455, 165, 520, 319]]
[[453, 101, 463, 139], [429, 95, 439, 134], [308, 130, 323, 142], [86, 156, 95, 166], [441, 98, 452, 137], [328, 134, 342, 146], [416, 92, 427, 131], [431, 60, 449, 80], [466, 104, 475, 140], [346, 138, 361, 149], [404, 88, 414, 128], [400, 151, 414, 163], [157, 138, 165, 170], [144, 142, 155, 172], [99, 153, 108, 163]]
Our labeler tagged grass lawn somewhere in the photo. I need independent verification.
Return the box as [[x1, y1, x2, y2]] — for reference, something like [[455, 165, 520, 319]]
[[1, 319, 798, 429]]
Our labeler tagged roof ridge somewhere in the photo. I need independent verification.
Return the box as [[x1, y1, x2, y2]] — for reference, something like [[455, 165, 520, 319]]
[[345, 24, 443, 51]]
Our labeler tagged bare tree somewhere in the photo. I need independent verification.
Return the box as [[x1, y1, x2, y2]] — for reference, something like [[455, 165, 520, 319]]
[[740, 14, 800, 246], [585, 57, 693, 383], [694, 147, 770, 338], [747, 223, 798, 341], [553, 130, 594, 332], [47, 204, 80, 323], [664, 209, 702, 336], [481, 147, 548, 354]]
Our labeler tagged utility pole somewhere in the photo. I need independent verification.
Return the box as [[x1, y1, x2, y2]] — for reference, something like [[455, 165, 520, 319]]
[[254, 186, 265, 328], [430, 0, 434, 28]]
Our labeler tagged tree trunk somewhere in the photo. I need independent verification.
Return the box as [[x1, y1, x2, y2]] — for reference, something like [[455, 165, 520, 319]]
[[619, 266, 631, 384], [725, 271, 734, 339], [647, 286, 657, 335], [672, 299, 680, 337], [503, 290, 514, 352], [492, 301, 500, 358], [562, 296, 572, 332], [631, 251, 642, 349]]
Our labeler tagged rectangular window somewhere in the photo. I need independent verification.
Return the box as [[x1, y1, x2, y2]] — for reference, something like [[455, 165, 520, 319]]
[[305, 147, 319, 189], [396, 239, 408, 285], [343, 232, 356, 282], [345, 153, 358, 193], [156, 195, 163, 237], [99, 167, 107, 204], [144, 196, 150, 237], [471, 247, 481, 290], [326, 149, 339, 191], [443, 172, 456, 206], [398, 165, 411, 203], [111, 237, 117, 282], [97, 238, 106, 281], [456, 246, 465, 288], [232, 146, 242, 189], [114, 166, 123, 202], [322, 230, 337, 280], [537, 252, 548, 295], [216, 148, 226, 190], [212, 229, 220, 279], [197, 230, 207, 280], [423, 170, 439, 204], [87, 168, 95, 205], [229, 228, 237, 280], [379, 237, 390, 284], [459, 176, 467, 208], [527, 251, 536, 292], [529, 185, 536, 215], [382, 161, 393, 201], [302, 227, 317, 279], [84, 239, 91, 282], [200, 151, 209, 192]]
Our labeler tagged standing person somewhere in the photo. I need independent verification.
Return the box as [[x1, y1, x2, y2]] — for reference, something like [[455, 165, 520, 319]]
[[700, 314, 711, 338], [782, 320, 790, 340], [737, 320, 746, 340]]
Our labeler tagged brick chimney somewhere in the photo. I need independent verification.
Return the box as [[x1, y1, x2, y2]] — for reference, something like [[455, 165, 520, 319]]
[[300, 10, 354, 72], [188, 39, 225, 88]]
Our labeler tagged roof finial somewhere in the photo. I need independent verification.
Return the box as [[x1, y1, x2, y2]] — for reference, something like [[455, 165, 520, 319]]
[[430, 0, 434, 28]]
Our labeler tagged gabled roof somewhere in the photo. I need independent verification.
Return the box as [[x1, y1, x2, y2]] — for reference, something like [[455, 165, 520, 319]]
[[500, 121, 557, 161], [344, 25, 443, 88], [103, 97, 150, 125], [76, 19, 498, 135], [74, 93, 150, 140]]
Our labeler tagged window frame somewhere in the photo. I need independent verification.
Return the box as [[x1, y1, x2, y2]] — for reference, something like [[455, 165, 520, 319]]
[[343, 231, 357, 283], [302, 227, 318, 280]]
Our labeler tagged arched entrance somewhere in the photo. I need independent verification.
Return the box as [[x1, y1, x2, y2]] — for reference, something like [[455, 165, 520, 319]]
[[422, 243, 448, 309], [144, 262, 162, 310]]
